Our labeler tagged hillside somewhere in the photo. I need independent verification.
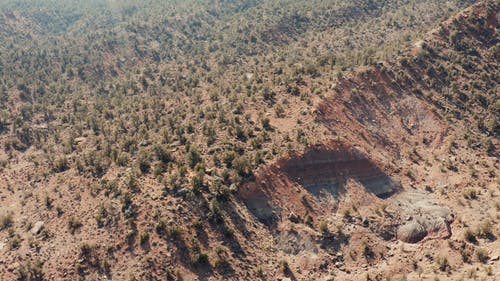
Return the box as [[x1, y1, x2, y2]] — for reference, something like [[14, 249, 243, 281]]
[[0, 0, 498, 280], [241, 2, 499, 280]]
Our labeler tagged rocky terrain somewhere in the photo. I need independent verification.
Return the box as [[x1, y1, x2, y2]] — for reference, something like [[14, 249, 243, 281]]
[[0, 0, 498, 280], [244, 1, 499, 279]]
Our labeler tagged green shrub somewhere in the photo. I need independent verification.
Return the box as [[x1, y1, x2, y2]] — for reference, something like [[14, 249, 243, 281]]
[[436, 256, 450, 272], [464, 228, 476, 243], [68, 216, 83, 234], [139, 232, 149, 246], [191, 171, 204, 194], [281, 260, 290, 274], [169, 225, 182, 240], [79, 243, 93, 258], [319, 220, 328, 234], [463, 189, 478, 200], [361, 239, 374, 259], [476, 221, 493, 239], [0, 213, 13, 230], [137, 150, 151, 173], [52, 157, 70, 173], [188, 147, 202, 168], [476, 248, 489, 263], [9, 234, 21, 249], [261, 117, 271, 130], [191, 252, 209, 266], [155, 220, 167, 236], [16, 259, 44, 281]]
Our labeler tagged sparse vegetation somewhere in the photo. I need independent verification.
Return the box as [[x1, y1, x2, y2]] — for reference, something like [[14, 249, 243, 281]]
[[0, 213, 13, 230], [361, 239, 374, 259], [9, 234, 21, 249], [139, 232, 149, 246], [191, 252, 209, 267], [168, 225, 182, 240], [281, 260, 290, 274], [476, 220, 494, 240], [464, 228, 477, 243], [68, 216, 82, 234], [436, 256, 450, 272], [476, 248, 489, 263], [463, 189, 478, 200], [0, 0, 497, 279], [343, 209, 352, 220], [16, 259, 44, 281], [319, 220, 328, 234]]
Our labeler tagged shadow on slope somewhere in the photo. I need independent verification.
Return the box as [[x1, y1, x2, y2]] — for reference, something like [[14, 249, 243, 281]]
[[240, 142, 400, 227]]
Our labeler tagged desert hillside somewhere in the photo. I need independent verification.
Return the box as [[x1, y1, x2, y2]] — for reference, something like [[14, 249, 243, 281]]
[[0, 0, 498, 280]]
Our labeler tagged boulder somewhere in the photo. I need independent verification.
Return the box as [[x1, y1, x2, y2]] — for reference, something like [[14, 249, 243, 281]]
[[422, 217, 451, 239], [31, 221, 44, 235], [397, 222, 427, 243]]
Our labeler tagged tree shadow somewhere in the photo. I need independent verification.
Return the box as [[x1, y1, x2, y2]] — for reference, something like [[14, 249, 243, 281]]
[[190, 263, 213, 281], [193, 197, 211, 248], [219, 223, 246, 258], [195, 223, 210, 248], [168, 236, 214, 281], [223, 200, 251, 238], [283, 266, 299, 281], [481, 232, 497, 242], [140, 239, 151, 253]]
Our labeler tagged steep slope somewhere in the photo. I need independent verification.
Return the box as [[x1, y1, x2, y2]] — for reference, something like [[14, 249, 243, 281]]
[[0, 1, 498, 281], [240, 1, 499, 280]]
